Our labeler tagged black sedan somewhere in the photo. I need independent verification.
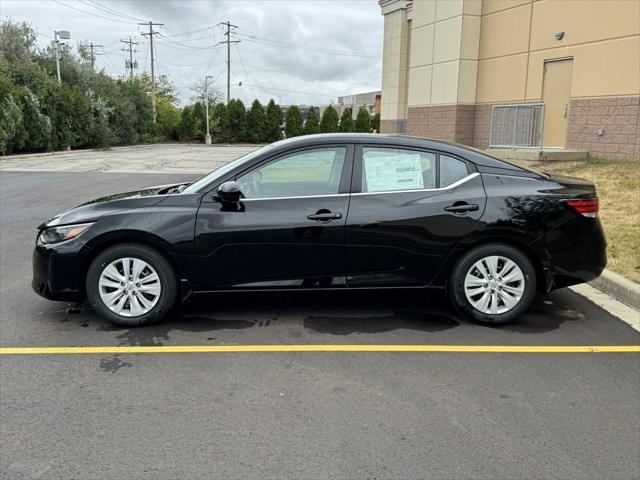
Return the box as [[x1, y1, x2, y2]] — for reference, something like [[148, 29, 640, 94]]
[[33, 134, 606, 326]]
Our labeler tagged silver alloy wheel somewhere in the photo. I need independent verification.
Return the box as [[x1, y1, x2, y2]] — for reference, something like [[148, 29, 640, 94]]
[[464, 255, 525, 315], [98, 257, 162, 317]]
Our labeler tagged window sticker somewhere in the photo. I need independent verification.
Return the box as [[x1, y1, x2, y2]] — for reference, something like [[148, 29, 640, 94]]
[[364, 154, 424, 192]]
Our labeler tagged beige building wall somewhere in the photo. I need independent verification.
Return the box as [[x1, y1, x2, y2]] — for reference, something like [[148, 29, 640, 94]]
[[379, 0, 640, 159], [379, 1, 412, 133]]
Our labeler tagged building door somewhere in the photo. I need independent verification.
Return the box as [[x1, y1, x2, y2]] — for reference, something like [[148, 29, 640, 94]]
[[542, 58, 573, 148]]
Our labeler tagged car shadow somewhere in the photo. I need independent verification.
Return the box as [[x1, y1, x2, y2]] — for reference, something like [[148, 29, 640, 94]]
[[55, 288, 588, 344]]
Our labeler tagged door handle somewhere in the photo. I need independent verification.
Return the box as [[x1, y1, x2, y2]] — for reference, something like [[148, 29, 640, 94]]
[[307, 212, 342, 222], [444, 203, 479, 214]]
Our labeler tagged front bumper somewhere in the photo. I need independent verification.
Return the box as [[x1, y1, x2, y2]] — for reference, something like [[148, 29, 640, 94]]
[[32, 243, 87, 302]]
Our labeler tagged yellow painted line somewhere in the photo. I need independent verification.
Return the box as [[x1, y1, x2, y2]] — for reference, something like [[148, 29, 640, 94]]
[[0, 345, 638, 355]]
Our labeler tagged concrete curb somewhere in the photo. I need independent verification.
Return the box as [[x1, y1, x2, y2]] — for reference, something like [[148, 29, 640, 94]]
[[589, 269, 640, 310]]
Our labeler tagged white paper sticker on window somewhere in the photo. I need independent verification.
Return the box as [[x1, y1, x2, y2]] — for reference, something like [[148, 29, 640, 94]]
[[364, 154, 424, 192]]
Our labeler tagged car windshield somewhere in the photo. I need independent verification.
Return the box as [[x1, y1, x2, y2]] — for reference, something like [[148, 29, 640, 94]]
[[181, 145, 274, 194]]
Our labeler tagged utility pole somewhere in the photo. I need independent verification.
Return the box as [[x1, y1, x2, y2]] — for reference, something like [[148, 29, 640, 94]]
[[52, 30, 71, 83], [120, 37, 138, 79], [139, 21, 164, 123], [89, 42, 103, 71], [216, 21, 239, 104], [204, 75, 213, 144]]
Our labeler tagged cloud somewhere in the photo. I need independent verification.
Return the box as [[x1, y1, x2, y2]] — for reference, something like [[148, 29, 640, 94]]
[[2, 0, 383, 106]]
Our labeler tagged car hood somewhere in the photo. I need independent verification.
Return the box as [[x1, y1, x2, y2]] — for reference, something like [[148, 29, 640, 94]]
[[40, 183, 185, 229]]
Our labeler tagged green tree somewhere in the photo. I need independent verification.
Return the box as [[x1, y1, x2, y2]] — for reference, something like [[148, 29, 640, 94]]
[[136, 72, 178, 105], [246, 99, 265, 143], [227, 99, 247, 142], [285, 105, 303, 138], [265, 99, 283, 142], [211, 102, 230, 142], [0, 20, 36, 63], [156, 97, 180, 140], [320, 105, 339, 133], [304, 106, 320, 135], [371, 112, 380, 133], [339, 108, 355, 132], [355, 107, 371, 133]]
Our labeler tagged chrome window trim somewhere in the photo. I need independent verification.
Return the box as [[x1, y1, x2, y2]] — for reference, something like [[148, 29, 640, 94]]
[[242, 193, 350, 202], [239, 173, 480, 201], [351, 172, 479, 196]]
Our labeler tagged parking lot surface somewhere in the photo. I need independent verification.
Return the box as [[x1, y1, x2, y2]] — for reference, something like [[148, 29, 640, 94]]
[[1, 148, 639, 479]]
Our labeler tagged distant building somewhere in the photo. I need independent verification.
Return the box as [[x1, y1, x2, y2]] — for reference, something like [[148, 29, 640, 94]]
[[378, 0, 639, 160], [321, 90, 382, 119]]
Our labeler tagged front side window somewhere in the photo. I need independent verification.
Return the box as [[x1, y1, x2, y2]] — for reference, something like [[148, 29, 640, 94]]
[[361, 147, 436, 193], [236, 147, 346, 199]]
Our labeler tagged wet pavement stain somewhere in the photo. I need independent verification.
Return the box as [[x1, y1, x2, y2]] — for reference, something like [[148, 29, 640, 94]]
[[504, 294, 584, 334], [97, 316, 255, 346], [100, 356, 132, 373], [304, 310, 459, 335]]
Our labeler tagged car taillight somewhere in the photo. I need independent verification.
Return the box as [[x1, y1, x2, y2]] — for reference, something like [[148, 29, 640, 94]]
[[566, 198, 599, 218]]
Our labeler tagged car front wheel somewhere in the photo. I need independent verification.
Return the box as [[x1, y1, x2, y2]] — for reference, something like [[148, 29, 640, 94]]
[[450, 244, 536, 324], [86, 244, 177, 326]]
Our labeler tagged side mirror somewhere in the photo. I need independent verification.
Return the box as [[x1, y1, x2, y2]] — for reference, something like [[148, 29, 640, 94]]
[[216, 181, 242, 203]]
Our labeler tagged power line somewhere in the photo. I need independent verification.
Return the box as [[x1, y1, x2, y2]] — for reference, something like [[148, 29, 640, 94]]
[[161, 26, 215, 38], [52, 0, 138, 25], [237, 33, 381, 58], [240, 82, 338, 99], [81, 0, 147, 23]]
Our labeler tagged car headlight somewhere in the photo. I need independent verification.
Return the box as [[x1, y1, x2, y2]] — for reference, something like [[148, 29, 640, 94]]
[[37, 223, 93, 245]]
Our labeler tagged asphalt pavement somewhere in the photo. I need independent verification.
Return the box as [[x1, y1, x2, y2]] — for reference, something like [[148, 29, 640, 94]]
[[1, 169, 639, 480]]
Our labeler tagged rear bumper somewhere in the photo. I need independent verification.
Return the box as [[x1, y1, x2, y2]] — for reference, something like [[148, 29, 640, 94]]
[[545, 218, 607, 291], [32, 244, 86, 303]]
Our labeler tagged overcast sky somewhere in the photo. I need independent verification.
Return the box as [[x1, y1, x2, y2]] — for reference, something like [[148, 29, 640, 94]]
[[1, 0, 383, 106]]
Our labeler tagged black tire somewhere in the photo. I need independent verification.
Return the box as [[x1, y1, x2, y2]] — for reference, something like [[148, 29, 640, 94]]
[[86, 243, 178, 327], [449, 243, 536, 325]]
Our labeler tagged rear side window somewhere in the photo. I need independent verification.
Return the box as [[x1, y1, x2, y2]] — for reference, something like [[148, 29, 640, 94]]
[[440, 155, 469, 187], [361, 147, 436, 193]]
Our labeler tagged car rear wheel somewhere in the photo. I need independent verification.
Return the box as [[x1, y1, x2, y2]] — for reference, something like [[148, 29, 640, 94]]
[[450, 244, 536, 324], [86, 244, 177, 326]]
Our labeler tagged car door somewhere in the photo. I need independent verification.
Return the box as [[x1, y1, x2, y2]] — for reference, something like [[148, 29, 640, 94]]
[[192, 145, 353, 290], [345, 145, 486, 287]]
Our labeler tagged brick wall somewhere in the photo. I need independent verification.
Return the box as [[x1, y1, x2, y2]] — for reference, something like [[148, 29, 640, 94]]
[[406, 105, 475, 144], [566, 96, 639, 160], [472, 104, 492, 149]]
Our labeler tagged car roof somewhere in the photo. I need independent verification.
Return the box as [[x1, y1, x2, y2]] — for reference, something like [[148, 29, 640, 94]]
[[269, 133, 528, 171]]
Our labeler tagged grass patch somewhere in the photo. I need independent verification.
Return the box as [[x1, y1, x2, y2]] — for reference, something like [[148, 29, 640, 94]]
[[511, 156, 640, 283]]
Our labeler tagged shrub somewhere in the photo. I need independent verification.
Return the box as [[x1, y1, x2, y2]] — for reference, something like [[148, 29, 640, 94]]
[[355, 107, 371, 133], [320, 105, 339, 133], [304, 106, 320, 135], [246, 99, 266, 143], [339, 107, 355, 132], [285, 105, 303, 138]]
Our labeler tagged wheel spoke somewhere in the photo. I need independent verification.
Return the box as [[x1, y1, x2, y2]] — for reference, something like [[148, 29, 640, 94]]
[[474, 260, 490, 279], [121, 258, 131, 279], [500, 259, 516, 278], [112, 293, 128, 314], [140, 272, 159, 284], [498, 289, 518, 309], [99, 278, 122, 290], [485, 256, 499, 279], [129, 295, 144, 316], [102, 289, 124, 306], [103, 264, 124, 282], [138, 283, 160, 296], [464, 276, 485, 287], [490, 292, 498, 314], [132, 258, 146, 281]]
